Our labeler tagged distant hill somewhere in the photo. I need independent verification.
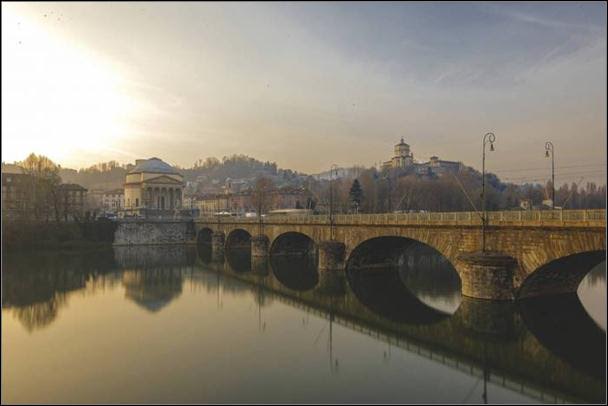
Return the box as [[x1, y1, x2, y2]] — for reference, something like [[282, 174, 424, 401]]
[[58, 154, 309, 192]]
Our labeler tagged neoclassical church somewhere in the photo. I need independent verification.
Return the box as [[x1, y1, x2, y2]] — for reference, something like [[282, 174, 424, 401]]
[[123, 157, 184, 216]]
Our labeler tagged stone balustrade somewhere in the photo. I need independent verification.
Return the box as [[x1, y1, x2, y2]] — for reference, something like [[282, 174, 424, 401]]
[[197, 209, 606, 228]]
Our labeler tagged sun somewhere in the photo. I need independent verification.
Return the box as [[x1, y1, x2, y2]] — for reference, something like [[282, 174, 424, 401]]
[[1, 5, 138, 167]]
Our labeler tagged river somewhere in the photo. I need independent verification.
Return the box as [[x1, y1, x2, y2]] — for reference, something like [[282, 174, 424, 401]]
[[2, 244, 605, 403]]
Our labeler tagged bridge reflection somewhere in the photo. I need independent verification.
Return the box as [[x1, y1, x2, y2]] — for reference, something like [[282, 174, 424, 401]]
[[2, 245, 605, 403], [216, 245, 606, 403]]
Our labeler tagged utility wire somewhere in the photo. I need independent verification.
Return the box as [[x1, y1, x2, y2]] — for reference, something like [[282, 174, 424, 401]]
[[488, 163, 606, 173]]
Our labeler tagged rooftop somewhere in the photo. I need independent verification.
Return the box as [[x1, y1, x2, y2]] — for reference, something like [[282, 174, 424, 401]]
[[129, 158, 180, 175]]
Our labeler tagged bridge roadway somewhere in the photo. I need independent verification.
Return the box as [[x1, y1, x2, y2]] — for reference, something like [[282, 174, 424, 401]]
[[198, 257, 605, 404], [194, 209, 606, 300]]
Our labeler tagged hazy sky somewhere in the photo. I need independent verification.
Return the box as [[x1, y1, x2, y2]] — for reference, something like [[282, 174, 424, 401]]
[[2, 2, 606, 184]]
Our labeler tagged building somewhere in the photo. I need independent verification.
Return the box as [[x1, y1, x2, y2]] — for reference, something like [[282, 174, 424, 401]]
[[123, 157, 184, 217], [87, 189, 106, 214], [1, 164, 30, 220], [413, 156, 462, 177], [102, 189, 125, 213], [382, 138, 414, 170], [56, 183, 88, 221], [381, 139, 462, 177], [2, 163, 89, 221], [195, 187, 313, 215]]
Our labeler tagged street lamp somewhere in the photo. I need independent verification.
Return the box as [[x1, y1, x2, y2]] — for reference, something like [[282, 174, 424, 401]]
[[481, 132, 495, 252], [545, 141, 555, 210], [329, 164, 338, 240]]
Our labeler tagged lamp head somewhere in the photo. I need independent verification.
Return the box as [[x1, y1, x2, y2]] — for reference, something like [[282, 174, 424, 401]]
[[489, 143, 495, 152], [545, 150, 550, 158]]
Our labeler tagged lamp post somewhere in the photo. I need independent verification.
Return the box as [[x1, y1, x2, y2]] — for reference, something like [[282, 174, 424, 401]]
[[329, 164, 338, 240], [545, 142, 555, 210], [481, 132, 495, 253]]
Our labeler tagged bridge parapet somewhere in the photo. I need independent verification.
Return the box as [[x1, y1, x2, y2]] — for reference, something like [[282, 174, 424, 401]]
[[197, 209, 605, 228]]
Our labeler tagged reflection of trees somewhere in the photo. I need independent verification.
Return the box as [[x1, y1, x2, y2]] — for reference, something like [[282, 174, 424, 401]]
[[397, 247, 461, 298], [11, 295, 67, 332], [583, 261, 606, 287], [122, 268, 184, 312], [2, 249, 117, 331]]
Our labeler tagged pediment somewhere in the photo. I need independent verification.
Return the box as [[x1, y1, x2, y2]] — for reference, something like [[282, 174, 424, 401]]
[[143, 175, 183, 185]]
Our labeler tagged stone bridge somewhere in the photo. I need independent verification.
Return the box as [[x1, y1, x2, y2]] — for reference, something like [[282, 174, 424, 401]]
[[194, 209, 606, 300]]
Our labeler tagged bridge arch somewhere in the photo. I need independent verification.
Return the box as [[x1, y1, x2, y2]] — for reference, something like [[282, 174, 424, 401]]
[[346, 236, 459, 274], [269, 231, 316, 258], [197, 227, 214, 244], [225, 228, 252, 252], [517, 250, 606, 299], [346, 236, 462, 323]]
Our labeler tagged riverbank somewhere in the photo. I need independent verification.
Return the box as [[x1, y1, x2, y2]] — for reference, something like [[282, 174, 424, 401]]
[[1, 220, 117, 250]]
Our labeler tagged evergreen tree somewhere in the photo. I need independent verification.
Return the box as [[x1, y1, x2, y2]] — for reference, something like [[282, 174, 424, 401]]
[[349, 179, 364, 213]]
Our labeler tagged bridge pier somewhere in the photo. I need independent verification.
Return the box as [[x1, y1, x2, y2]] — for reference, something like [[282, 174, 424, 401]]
[[457, 252, 518, 301], [318, 240, 345, 272], [211, 232, 225, 261], [251, 235, 269, 258]]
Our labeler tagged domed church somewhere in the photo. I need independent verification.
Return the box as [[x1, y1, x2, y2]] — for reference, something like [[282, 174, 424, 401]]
[[123, 157, 184, 216]]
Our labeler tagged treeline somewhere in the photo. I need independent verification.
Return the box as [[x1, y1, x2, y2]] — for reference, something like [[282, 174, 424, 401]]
[[304, 166, 606, 213], [181, 154, 303, 186]]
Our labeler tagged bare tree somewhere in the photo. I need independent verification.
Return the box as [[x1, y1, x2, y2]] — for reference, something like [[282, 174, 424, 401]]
[[251, 177, 275, 234], [19, 153, 61, 222]]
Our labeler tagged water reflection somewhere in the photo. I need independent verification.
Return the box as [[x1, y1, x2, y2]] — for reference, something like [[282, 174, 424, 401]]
[[398, 244, 462, 314], [519, 293, 606, 379], [2, 249, 118, 331], [270, 254, 318, 291], [122, 269, 184, 312], [225, 247, 251, 273], [579, 261, 607, 330], [2, 245, 606, 404], [347, 268, 451, 324]]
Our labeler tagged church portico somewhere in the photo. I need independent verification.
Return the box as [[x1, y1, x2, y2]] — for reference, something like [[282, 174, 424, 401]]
[[123, 158, 185, 217]]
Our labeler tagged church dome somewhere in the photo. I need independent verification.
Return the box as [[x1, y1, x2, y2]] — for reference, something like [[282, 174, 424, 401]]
[[129, 157, 179, 174]]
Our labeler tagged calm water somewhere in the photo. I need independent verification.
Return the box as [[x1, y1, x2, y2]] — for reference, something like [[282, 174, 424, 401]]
[[2, 244, 606, 404]]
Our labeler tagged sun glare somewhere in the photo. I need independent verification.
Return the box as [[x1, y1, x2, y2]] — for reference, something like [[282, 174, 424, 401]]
[[1, 6, 137, 167]]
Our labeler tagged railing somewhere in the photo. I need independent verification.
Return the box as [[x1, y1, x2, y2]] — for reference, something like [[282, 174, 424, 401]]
[[196, 209, 606, 228]]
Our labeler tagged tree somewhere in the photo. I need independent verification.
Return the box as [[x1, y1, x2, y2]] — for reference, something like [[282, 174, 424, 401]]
[[18, 153, 61, 222], [349, 179, 364, 213], [251, 177, 275, 234]]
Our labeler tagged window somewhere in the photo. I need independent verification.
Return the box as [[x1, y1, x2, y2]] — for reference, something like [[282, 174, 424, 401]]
[[136, 198, 139, 207]]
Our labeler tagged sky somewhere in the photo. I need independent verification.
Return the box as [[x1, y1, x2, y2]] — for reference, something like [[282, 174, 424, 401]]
[[2, 2, 606, 184]]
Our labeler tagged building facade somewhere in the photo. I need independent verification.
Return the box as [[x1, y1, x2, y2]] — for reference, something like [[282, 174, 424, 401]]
[[102, 189, 125, 213], [1, 164, 30, 220], [194, 187, 312, 215], [123, 158, 185, 217], [382, 138, 414, 170], [56, 183, 88, 221]]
